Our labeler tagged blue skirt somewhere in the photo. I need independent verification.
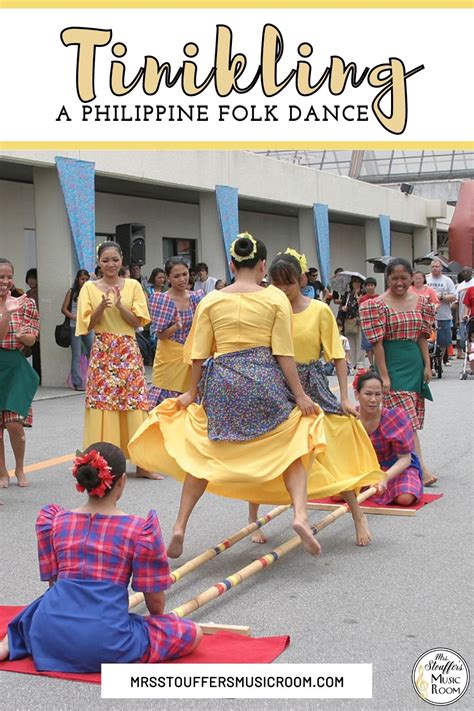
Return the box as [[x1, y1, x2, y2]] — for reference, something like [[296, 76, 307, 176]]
[[297, 360, 343, 415], [200, 346, 294, 441], [8, 578, 149, 673]]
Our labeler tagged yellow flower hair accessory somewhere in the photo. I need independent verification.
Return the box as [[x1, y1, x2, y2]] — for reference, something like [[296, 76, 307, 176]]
[[230, 232, 258, 262], [283, 248, 308, 274]]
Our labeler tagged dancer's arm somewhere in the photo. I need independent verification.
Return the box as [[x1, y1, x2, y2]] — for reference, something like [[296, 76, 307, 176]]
[[334, 358, 359, 417], [417, 336, 432, 383], [276, 355, 319, 416], [372, 341, 390, 393], [377, 453, 411, 493], [114, 289, 141, 329], [144, 591, 165, 616], [157, 320, 182, 340], [89, 294, 111, 331], [177, 359, 205, 408]]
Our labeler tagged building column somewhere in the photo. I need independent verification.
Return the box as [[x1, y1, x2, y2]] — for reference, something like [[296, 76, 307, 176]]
[[298, 208, 318, 268], [364, 219, 382, 279], [34, 167, 75, 387], [413, 225, 432, 261], [199, 192, 228, 279]]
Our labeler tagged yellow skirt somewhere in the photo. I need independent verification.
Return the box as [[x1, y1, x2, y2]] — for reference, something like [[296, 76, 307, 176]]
[[309, 414, 383, 497], [128, 398, 327, 504], [152, 339, 190, 392], [84, 409, 148, 460]]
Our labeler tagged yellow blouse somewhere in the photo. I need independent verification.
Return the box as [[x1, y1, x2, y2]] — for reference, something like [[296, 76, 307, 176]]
[[292, 300, 345, 363], [184, 285, 294, 360], [76, 279, 150, 337]]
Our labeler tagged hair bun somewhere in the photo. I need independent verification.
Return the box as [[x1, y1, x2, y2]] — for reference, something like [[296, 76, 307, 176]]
[[233, 236, 254, 258], [75, 463, 101, 492]]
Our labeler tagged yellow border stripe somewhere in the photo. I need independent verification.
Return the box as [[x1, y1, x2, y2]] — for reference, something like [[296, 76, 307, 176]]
[[8, 453, 74, 478], [1, 142, 472, 149], [0, 1, 472, 8]]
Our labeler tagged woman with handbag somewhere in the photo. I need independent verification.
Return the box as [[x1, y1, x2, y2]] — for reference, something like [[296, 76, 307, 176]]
[[340, 276, 364, 368], [0, 258, 40, 488], [61, 269, 94, 391]]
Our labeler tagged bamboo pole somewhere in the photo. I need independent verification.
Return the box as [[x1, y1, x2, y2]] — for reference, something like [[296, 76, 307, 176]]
[[128, 503, 291, 610], [172, 487, 377, 619]]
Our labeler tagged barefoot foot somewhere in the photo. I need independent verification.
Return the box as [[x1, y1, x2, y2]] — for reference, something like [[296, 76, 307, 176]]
[[250, 528, 267, 544], [293, 519, 321, 556], [167, 529, 184, 559], [134, 467, 164, 480], [0, 635, 9, 661], [353, 513, 372, 546], [15, 471, 29, 488], [0, 471, 10, 488]]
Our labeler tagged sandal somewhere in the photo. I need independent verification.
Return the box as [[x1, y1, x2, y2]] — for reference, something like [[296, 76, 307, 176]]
[[423, 475, 438, 487]]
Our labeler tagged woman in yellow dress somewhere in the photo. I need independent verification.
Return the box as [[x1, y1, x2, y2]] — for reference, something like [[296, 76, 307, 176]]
[[129, 234, 327, 558], [76, 241, 159, 479], [249, 251, 383, 546]]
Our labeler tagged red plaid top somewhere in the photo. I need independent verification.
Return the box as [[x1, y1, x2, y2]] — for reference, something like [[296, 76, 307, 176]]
[[0, 294, 39, 350], [36, 505, 172, 592], [149, 290, 203, 344], [360, 295, 434, 344], [369, 407, 414, 464]]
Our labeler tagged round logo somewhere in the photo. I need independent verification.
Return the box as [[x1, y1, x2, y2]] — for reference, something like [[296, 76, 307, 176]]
[[412, 648, 470, 706]]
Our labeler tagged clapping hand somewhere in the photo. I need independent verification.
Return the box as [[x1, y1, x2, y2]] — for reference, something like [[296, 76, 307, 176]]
[[112, 286, 122, 307], [101, 291, 114, 310]]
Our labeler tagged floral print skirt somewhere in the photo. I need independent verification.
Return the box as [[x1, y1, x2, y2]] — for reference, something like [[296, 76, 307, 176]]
[[85, 333, 149, 411], [296, 360, 343, 415], [200, 346, 294, 441]]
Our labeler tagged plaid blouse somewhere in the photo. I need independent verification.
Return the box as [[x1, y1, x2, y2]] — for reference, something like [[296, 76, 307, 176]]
[[0, 294, 39, 350], [369, 407, 414, 464], [149, 290, 203, 344], [360, 295, 434, 344], [36, 505, 172, 593]]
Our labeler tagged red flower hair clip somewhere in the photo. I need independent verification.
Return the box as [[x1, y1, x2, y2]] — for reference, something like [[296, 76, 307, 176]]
[[351, 368, 369, 392], [72, 449, 114, 498]]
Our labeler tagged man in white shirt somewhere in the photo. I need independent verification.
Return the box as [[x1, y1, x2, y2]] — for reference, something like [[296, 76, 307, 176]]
[[426, 259, 457, 363], [194, 262, 218, 294]]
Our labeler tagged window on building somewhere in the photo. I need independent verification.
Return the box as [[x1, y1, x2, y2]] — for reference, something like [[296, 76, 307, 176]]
[[163, 237, 196, 267]]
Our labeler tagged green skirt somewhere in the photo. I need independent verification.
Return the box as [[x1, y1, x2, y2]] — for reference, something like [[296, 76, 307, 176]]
[[0, 348, 39, 418], [383, 340, 433, 401]]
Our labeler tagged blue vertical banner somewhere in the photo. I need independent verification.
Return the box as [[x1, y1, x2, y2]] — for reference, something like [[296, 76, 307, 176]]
[[312, 203, 330, 288], [55, 156, 96, 273], [215, 185, 239, 281], [378, 214, 391, 256]]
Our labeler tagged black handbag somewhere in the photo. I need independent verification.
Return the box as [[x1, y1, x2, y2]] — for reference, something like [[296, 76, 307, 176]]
[[55, 317, 71, 348], [55, 290, 74, 348]]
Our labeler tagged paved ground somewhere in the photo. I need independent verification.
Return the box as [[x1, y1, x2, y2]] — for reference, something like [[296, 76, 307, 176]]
[[1, 367, 472, 710]]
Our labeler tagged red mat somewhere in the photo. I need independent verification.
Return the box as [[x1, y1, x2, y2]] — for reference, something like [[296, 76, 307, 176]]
[[0, 607, 289, 685], [309, 492, 443, 511]]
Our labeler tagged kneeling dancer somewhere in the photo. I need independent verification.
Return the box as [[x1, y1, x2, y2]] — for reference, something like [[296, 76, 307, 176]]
[[0, 443, 201, 671], [355, 372, 423, 506]]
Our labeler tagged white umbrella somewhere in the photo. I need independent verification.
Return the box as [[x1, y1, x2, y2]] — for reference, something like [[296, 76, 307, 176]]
[[330, 270, 366, 292]]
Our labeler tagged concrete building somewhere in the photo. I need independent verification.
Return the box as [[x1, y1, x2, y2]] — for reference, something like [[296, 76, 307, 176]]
[[0, 150, 447, 386]]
